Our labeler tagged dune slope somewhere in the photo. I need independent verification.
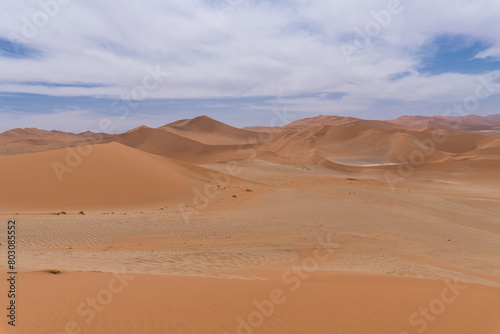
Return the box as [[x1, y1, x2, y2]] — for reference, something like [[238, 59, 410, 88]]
[[0, 142, 213, 212], [108, 126, 257, 164]]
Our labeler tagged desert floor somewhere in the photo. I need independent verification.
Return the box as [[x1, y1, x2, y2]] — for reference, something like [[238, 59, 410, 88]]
[[1, 160, 499, 334]]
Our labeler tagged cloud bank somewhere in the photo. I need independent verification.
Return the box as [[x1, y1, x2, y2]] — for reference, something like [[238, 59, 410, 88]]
[[1, 0, 500, 131]]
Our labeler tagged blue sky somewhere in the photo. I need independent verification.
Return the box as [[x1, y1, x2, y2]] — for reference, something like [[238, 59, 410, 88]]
[[1, 0, 500, 132], [418, 35, 500, 75]]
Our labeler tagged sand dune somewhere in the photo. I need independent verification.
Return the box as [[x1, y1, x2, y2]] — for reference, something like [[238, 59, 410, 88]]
[[284, 114, 406, 130], [258, 125, 426, 166], [3, 115, 500, 162], [0, 142, 217, 212], [242, 125, 284, 132], [282, 113, 500, 134], [255, 123, 500, 173], [260, 124, 375, 156], [108, 125, 257, 164], [0, 128, 106, 157], [0, 128, 84, 142], [161, 115, 264, 145], [390, 114, 500, 132], [386, 132, 449, 163], [0, 127, 105, 144]]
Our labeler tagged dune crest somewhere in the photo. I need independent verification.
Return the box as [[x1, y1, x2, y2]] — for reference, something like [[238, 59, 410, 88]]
[[160, 115, 265, 145]]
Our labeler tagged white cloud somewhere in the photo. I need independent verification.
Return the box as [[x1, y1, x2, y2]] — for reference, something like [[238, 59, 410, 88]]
[[474, 47, 500, 60], [0, 0, 500, 119]]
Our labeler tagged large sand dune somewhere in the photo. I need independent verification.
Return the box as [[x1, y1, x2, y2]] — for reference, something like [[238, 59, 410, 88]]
[[0, 142, 217, 212], [108, 125, 257, 164], [161, 115, 264, 145], [255, 123, 500, 173]]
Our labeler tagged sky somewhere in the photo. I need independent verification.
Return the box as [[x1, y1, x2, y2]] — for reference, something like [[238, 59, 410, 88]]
[[1, 0, 500, 133]]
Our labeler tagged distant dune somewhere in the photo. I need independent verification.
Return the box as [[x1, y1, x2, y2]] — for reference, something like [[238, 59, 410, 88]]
[[389, 114, 500, 132], [256, 124, 499, 166], [285, 115, 406, 131], [160, 115, 264, 145], [0, 127, 104, 142], [0, 128, 105, 156], [242, 125, 284, 132], [107, 125, 257, 164], [0, 128, 81, 142]]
